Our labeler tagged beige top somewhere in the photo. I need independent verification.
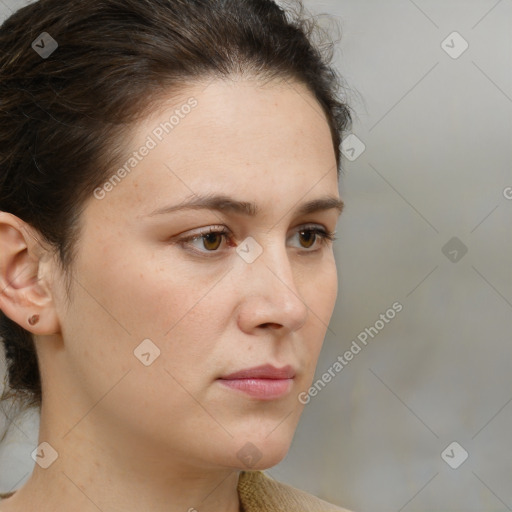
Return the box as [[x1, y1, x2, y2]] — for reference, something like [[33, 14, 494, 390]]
[[0, 470, 353, 511], [237, 470, 352, 511]]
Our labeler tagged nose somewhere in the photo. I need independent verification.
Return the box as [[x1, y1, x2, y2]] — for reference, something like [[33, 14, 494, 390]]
[[235, 239, 309, 335]]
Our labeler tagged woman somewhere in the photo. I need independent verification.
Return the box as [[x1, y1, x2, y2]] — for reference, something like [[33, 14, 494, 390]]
[[0, 0, 352, 510]]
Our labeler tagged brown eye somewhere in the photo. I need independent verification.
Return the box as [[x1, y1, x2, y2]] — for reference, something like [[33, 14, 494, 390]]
[[289, 226, 336, 252], [202, 232, 223, 251], [177, 227, 233, 256], [298, 230, 316, 249]]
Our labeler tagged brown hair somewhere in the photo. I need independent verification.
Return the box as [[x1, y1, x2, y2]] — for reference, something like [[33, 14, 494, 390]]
[[0, 0, 351, 426]]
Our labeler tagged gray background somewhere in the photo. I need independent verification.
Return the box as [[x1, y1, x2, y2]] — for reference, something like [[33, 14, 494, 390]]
[[1, 1, 511, 511]]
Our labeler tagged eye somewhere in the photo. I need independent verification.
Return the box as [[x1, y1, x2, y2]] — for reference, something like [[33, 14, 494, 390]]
[[289, 225, 337, 251], [176, 224, 337, 256], [177, 226, 235, 255]]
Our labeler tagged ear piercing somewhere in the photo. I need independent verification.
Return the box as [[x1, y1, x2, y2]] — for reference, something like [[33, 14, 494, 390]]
[[28, 314, 40, 326]]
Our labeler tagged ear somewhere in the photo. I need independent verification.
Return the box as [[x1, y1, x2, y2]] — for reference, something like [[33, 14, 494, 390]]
[[0, 211, 60, 335]]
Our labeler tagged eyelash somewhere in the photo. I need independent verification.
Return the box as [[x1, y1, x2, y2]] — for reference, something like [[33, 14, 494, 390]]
[[177, 225, 337, 257]]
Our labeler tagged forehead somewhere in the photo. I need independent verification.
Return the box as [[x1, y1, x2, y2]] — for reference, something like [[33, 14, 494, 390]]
[[89, 78, 338, 222], [133, 77, 334, 164]]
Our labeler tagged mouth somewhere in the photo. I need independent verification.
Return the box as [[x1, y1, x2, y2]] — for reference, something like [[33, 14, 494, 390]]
[[217, 364, 295, 400]]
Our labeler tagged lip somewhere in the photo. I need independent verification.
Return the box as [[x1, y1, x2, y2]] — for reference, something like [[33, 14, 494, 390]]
[[220, 364, 295, 380], [218, 364, 295, 400]]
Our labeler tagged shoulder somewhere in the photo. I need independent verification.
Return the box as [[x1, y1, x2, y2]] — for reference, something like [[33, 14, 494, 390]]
[[237, 470, 353, 512]]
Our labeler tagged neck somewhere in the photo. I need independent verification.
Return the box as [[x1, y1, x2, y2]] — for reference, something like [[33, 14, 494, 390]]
[[3, 420, 242, 512]]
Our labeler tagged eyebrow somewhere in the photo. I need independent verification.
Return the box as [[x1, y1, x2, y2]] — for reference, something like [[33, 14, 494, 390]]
[[146, 193, 344, 218]]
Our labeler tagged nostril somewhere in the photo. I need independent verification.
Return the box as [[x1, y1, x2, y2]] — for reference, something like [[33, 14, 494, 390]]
[[259, 322, 282, 329]]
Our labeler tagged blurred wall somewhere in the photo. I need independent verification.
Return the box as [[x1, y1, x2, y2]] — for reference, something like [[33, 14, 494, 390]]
[[1, 1, 511, 511]]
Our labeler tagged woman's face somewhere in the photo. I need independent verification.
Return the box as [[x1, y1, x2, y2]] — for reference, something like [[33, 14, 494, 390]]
[[44, 78, 342, 472]]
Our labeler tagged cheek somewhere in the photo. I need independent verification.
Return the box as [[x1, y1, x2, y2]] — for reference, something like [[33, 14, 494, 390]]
[[74, 238, 207, 341], [128, 261, 233, 342], [301, 256, 338, 354], [59, 255, 225, 431], [105, 255, 234, 381], [302, 254, 338, 322]]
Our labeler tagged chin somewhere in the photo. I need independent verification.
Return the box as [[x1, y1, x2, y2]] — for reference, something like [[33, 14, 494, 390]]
[[228, 428, 295, 472]]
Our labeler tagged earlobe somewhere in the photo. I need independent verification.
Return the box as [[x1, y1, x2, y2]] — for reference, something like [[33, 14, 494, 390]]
[[0, 211, 60, 335], [28, 313, 40, 326]]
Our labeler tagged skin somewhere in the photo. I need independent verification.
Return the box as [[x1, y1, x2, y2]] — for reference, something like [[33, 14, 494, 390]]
[[0, 77, 342, 512]]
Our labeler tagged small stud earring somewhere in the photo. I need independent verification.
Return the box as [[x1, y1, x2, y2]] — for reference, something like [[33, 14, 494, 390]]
[[28, 314, 40, 326]]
